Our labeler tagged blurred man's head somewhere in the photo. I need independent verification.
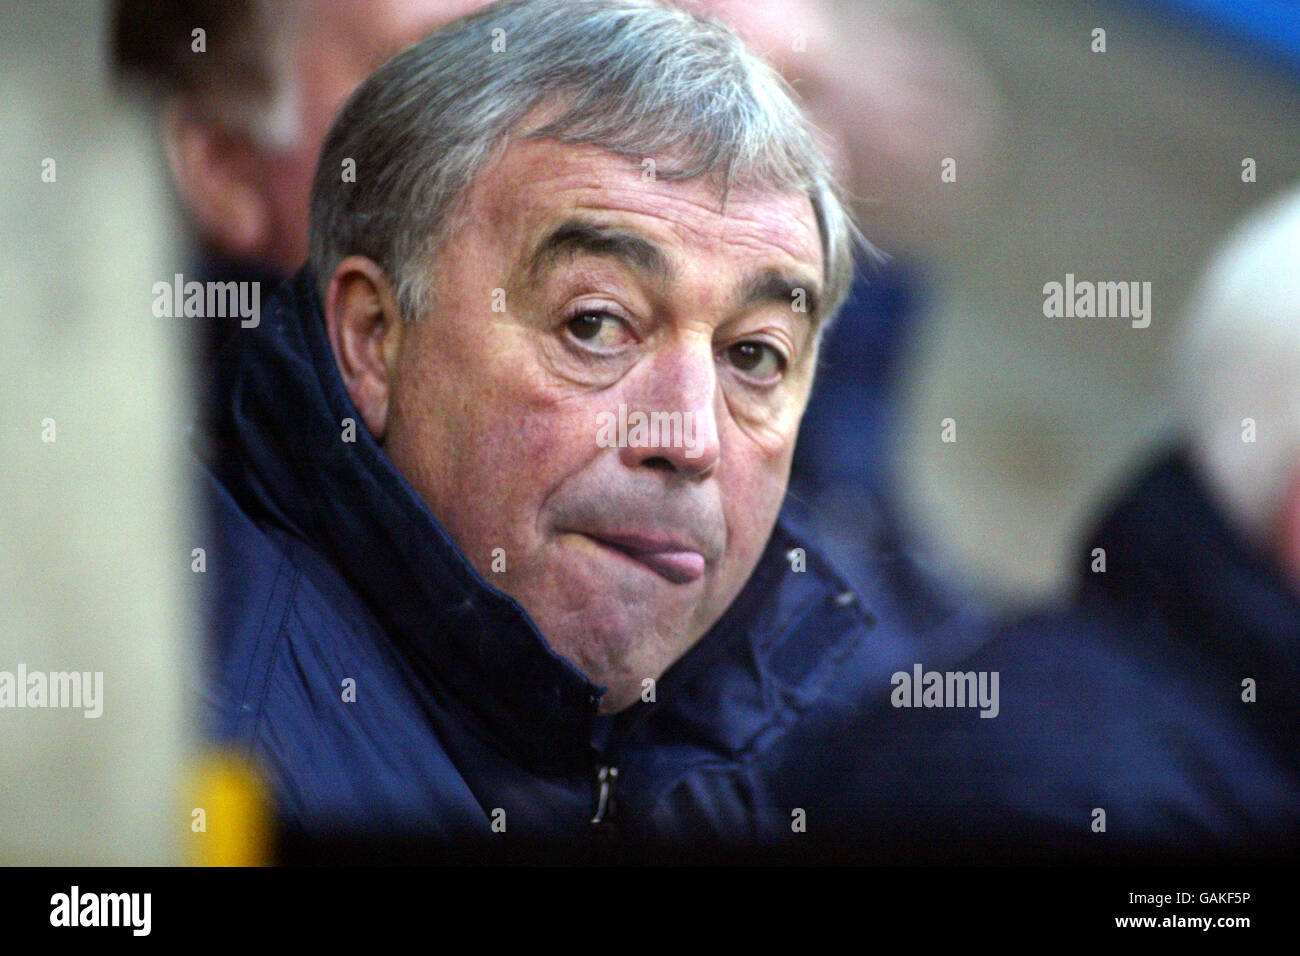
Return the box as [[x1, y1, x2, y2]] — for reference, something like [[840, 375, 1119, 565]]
[[309, 0, 856, 711], [1180, 184, 1300, 591], [112, 0, 492, 274]]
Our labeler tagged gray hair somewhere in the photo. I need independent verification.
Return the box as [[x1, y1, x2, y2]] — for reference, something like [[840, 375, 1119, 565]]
[[308, 0, 861, 326]]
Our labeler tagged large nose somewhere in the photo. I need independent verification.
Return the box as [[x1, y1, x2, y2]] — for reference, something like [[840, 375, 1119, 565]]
[[617, 336, 721, 478]]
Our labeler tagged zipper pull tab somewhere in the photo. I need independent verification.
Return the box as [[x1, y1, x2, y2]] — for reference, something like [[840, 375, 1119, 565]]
[[590, 764, 619, 827]]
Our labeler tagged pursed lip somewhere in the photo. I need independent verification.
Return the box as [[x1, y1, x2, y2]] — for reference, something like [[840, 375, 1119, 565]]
[[580, 531, 707, 584]]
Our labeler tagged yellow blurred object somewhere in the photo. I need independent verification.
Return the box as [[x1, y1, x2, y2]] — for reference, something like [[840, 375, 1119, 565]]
[[187, 751, 273, 867]]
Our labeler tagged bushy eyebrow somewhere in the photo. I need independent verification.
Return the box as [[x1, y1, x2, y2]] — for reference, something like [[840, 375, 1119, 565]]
[[527, 220, 672, 283], [741, 269, 822, 326], [524, 217, 824, 327]]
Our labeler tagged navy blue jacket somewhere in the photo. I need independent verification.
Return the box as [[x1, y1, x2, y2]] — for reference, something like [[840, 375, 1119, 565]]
[[199, 270, 1297, 862], [199, 268, 916, 860], [755, 448, 1299, 862]]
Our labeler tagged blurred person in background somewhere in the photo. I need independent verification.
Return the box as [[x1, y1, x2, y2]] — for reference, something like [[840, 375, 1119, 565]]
[[1010, 183, 1300, 766], [947, 184, 1300, 859], [111, 0, 488, 362]]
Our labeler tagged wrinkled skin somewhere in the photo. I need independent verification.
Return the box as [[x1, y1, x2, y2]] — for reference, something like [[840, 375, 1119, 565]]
[[326, 136, 825, 711]]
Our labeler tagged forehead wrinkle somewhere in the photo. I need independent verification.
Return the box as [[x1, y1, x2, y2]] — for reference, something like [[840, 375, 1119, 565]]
[[482, 138, 820, 255], [476, 141, 824, 314], [568, 185, 819, 269]]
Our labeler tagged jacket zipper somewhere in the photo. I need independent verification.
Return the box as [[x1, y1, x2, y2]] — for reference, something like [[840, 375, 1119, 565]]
[[590, 763, 619, 827]]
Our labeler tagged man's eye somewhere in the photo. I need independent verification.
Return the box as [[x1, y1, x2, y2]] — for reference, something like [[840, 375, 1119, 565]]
[[565, 311, 627, 349], [726, 341, 785, 380]]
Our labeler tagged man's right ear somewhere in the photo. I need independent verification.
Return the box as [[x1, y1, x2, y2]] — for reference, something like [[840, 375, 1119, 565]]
[[323, 257, 407, 442], [161, 98, 271, 262]]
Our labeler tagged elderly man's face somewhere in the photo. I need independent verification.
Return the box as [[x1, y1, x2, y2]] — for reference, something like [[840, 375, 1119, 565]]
[[373, 138, 824, 712]]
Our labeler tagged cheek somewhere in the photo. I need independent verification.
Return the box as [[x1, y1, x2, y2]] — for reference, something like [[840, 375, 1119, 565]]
[[387, 332, 596, 554], [718, 426, 796, 555], [722, 354, 817, 456], [454, 409, 599, 580]]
